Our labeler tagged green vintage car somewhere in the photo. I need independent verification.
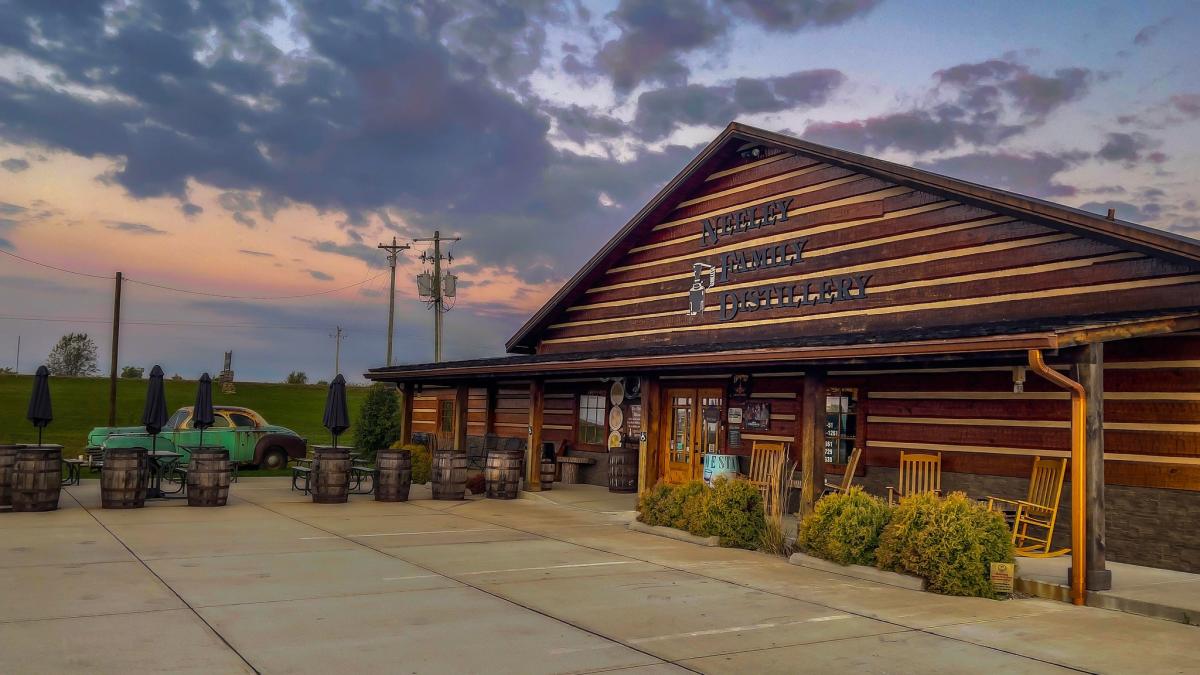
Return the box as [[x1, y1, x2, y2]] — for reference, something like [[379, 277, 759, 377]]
[[86, 406, 307, 469]]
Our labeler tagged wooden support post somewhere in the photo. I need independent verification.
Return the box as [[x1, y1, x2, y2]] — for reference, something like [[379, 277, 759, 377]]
[[399, 382, 414, 446], [527, 378, 544, 490], [452, 384, 469, 453], [638, 376, 661, 495], [798, 369, 827, 518], [1073, 343, 1112, 591], [484, 382, 497, 437]]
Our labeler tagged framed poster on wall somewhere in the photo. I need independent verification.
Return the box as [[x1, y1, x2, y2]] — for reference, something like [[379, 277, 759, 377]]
[[742, 401, 771, 430]]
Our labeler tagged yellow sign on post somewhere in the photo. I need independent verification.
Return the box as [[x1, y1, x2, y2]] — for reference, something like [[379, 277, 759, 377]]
[[991, 562, 1015, 595]]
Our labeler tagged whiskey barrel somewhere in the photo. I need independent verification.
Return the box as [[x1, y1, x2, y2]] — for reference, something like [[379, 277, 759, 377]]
[[186, 448, 230, 507], [608, 447, 639, 493], [101, 447, 148, 509], [11, 445, 63, 512], [375, 448, 412, 502], [540, 460, 555, 490], [311, 446, 351, 504], [485, 450, 522, 499], [431, 450, 467, 500], [0, 444, 22, 507]]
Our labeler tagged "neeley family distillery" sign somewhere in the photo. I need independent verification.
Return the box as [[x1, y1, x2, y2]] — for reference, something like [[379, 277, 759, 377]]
[[688, 197, 873, 322]]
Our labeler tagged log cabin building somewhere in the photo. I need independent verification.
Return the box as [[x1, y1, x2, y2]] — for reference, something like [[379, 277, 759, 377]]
[[366, 123, 1200, 585]]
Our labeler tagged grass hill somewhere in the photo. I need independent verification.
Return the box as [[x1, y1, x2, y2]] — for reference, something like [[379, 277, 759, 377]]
[[0, 375, 369, 453]]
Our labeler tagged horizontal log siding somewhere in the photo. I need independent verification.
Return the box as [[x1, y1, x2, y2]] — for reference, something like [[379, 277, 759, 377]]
[[536, 148, 1200, 354], [862, 335, 1200, 491]]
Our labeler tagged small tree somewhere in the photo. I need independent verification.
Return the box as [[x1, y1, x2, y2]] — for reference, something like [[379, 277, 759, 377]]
[[120, 366, 144, 379], [355, 383, 400, 459], [286, 371, 308, 385], [0, 367, 15, 376], [46, 333, 99, 376]]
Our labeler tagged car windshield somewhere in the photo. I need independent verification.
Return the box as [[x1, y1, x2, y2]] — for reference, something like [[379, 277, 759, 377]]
[[166, 409, 188, 430]]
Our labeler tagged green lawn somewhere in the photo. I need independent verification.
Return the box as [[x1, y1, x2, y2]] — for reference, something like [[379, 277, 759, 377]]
[[0, 375, 370, 454]]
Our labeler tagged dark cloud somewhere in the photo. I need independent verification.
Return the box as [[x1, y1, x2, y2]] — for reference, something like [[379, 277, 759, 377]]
[[595, 0, 725, 93], [806, 59, 1091, 154], [916, 151, 1088, 199], [239, 249, 275, 257], [549, 104, 626, 144], [591, 0, 874, 93], [1097, 131, 1166, 165], [2, 158, 30, 172], [1172, 93, 1200, 118], [633, 70, 845, 140], [1133, 17, 1171, 46], [721, 0, 882, 31], [179, 202, 203, 217], [105, 220, 168, 235], [295, 236, 387, 268], [231, 212, 257, 228], [307, 269, 334, 281]]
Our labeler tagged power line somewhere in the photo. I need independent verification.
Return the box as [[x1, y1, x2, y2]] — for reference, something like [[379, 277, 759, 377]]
[[124, 272, 388, 300], [0, 247, 114, 280], [0, 315, 347, 331], [1, 245, 390, 300]]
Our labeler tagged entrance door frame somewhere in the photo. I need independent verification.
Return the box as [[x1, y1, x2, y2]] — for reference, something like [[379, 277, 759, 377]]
[[660, 386, 724, 485]]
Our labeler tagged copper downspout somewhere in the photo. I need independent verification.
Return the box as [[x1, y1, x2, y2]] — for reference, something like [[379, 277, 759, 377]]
[[1028, 349, 1087, 606]]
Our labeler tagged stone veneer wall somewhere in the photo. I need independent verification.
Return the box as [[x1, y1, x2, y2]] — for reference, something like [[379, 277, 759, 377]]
[[859, 467, 1200, 574]]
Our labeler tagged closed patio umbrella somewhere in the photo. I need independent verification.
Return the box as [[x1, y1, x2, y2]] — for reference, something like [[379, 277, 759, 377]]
[[143, 365, 169, 452], [193, 373, 214, 449], [323, 374, 350, 448], [26, 365, 52, 446]]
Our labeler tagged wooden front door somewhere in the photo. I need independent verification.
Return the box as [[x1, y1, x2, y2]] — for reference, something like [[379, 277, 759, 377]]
[[661, 388, 724, 484]]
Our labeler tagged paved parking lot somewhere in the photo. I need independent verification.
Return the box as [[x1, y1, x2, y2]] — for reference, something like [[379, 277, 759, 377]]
[[2, 478, 1197, 674]]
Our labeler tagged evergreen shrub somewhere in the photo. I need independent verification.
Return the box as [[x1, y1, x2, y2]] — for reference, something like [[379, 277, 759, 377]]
[[797, 487, 892, 566]]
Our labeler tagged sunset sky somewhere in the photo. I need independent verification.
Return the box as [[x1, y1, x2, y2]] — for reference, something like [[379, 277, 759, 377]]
[[2, 1, 1198, 382]]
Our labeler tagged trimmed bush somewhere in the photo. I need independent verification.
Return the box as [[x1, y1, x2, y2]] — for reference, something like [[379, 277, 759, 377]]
[[797, 487, 891, 566], [696, 477, 766, 549], [392, 441, 432, 485], [637, 477, 766, 550], [877, 492, 1016, 598]]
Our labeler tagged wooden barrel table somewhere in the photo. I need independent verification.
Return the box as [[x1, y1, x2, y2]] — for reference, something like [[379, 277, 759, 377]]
[[11, 445, 63, 512], [187, 448, 230, 507], [485, 450, 523, 499], [101, 447, 148, 509], [375, 448, 412, 502], [431, 450, 467, 500], [608, 447, 639, 493], [311, 446, 350, 504], [0, 444, 22, 508], [540, 460, 555, 491]]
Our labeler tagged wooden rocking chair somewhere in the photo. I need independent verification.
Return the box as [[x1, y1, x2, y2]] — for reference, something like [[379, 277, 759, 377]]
[[988, 457, 1068, 557], [749, 441, 788, 517], [823, 447, 863, 496], [886, 451, 941, 505]]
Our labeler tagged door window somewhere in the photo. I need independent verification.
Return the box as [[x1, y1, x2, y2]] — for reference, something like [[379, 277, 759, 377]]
[[192, 414, 231, 429], [669, 395, 694, 464], [228, 413, 256, 428], [700, 394, 723, 456], [825, 389, 858, 464], [438, 400, 454, 434]]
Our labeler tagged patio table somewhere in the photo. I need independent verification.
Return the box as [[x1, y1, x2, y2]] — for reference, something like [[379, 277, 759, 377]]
[[62, 458, 84, 486], [146, 450, 184, 499]]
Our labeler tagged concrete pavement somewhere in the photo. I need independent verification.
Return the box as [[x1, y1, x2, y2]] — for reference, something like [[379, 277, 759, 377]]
[[1, 477, 1196, 674]]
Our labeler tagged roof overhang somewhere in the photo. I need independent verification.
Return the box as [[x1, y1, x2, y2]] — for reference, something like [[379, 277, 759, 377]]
[[369, 313, 1200, 385]]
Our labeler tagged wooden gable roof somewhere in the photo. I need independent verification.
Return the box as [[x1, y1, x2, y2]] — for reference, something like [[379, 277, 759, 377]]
[[506, 123, 1200, 355]]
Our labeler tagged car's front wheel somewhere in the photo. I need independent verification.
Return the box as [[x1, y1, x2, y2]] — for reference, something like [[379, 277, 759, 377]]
[[260, 447, 288, 470]]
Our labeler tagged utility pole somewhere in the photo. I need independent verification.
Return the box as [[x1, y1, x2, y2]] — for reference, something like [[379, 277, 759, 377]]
[[331, 326, 345, 377], [377, 236, 411, 367], [108, 271, 122, 426], [15, 335, 19, 374], [415, 230, 460, 363]]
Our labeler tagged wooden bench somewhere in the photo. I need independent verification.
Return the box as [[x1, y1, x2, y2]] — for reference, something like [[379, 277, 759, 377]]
[[291, 458, 312, 494], [556, 456, 595, 484]]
